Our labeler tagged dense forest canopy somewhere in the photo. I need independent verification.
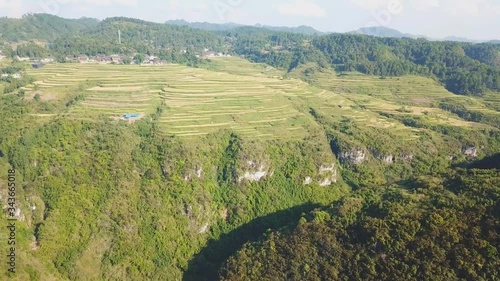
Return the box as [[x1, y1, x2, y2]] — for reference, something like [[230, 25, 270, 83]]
[[0, 13, 99, 42], [220, 168, 500, 281]]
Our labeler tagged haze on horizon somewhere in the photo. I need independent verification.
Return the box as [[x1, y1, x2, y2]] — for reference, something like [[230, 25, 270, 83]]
[[0, 0, 499, 41]]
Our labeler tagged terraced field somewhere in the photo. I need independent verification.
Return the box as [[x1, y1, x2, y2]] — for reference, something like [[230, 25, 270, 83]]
[[26, 62, 317, 139], [25, 58, 499, 140]]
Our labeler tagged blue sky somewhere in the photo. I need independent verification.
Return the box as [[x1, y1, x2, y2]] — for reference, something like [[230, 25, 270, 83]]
[[0, 0, 499, 40]]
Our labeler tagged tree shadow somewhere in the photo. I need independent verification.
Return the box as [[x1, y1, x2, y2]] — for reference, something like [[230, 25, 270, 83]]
[[452, 153, 500, 170], [182, 202, 321, 281]]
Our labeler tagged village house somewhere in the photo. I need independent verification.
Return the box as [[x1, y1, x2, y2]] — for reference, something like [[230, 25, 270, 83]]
[[95, 55, 113, 64], [41, 57, 54, 63], [78, 56, 89, 63], [110, 55, 122, 64], [201, 51, 230, 58], [202, 51, 217, 58], [16, 56, 30, 62], [12, 73, 21, 79], [95, 55, 105, 62]]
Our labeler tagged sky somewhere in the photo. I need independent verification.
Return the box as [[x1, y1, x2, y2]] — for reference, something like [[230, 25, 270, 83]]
[[0, 0, 499, 40]]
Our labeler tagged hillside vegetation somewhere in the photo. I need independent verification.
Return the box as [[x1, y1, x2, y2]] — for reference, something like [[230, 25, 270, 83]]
[[220, 168, 500, 281], [0, 14, 499, 281], [0, 14, 99, 42]]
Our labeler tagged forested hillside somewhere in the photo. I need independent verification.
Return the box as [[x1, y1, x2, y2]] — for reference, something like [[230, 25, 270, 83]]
[[165, 20, 323, 35], [50, 17, 225, 57], [226, 29, 500, 95], [220, 168, 500, 281], [0, 14, 99, 42]]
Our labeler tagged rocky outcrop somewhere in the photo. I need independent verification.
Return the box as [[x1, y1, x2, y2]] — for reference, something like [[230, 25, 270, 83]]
[[319, 178, 333, 187], [303, 164, 338, 187], [462, 146, 478, 157], [199, 223, 209, 234], [319, 164, 335, 174], [318, 164, 338, 186], [401, 154, 414, 162], [303, 177, 313, 185], [380, 155, 395, 164], [195, 166, 203, 178], [370, 150, 395, 164], [183, 165, 203, 181], [340, 149, 366, 165], [238, 160, 268, 182]]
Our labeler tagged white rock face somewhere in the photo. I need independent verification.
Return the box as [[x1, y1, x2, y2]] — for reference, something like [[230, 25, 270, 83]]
[[340, 150, 366, 165], [401, 154, 414, 161], [319, 178, 332, 187], [319, 164, 335, 174], [317, 164, 337, 186], [239, 161, 268, 182], [184, 166, 203, 181], [303, 177, 313, 185], [199, 223, 209, 234], [381, 155, 395, 164], [195, 167, 203, 178], [241, 169, 267, 182], [462, 146, 477, 157]]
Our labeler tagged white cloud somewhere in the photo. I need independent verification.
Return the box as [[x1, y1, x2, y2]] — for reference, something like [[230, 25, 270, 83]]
[[169, 0, 180, 10], [444, 0, 484, 16], [352, 0, 439, 11], [276, 0, 326, 17], [351, 0, 498, 16], [59, 0, 138, 7], [411, 0, 440, 10], [351, 0, 389, 11], [0, 0, 23, 17]]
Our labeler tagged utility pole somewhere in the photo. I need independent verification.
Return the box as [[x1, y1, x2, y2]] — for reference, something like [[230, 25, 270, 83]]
[[118, 29, 121, 44]]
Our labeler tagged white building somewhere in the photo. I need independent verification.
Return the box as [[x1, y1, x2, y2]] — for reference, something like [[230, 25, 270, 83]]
[[41, 57, 54, 63], [16, 56, 30, 62]]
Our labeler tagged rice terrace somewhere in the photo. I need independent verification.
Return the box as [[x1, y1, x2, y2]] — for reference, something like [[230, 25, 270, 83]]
[[24, 57, 498, 141], [25, 58, 321, 139]]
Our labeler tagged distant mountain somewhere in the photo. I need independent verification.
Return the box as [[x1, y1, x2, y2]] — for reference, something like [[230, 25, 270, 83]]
[[255, 24, 323, 35], [0, 13, 99, 42], [443, 36, 482, 43], [165, 20, 243, 32], [165, 20, 323, 35], [350, 26, 416, 38], [350, 27, 500, 43]]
